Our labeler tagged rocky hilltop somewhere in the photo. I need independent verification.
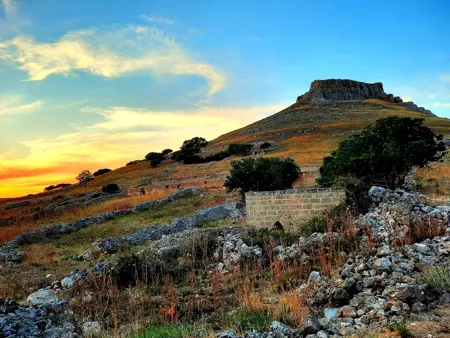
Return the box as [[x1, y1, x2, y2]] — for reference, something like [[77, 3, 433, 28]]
[[296, 79, 434, 116]]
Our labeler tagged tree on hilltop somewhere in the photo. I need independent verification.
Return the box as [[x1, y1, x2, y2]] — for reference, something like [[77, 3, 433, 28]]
[[76, 170, 94, 186]]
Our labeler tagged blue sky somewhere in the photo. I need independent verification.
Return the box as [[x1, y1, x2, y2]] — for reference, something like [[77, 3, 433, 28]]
[[0, 0, 450, 197]]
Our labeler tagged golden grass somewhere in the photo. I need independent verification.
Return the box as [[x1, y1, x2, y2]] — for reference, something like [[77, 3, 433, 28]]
[[0, 225, 38, 244], [0, 191, 174, 244]]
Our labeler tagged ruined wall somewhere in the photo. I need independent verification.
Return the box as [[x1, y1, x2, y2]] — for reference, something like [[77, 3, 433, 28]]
[[245, 188, 346, 231]]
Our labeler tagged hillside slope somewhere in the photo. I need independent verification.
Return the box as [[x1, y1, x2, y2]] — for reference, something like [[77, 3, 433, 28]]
[[2, 80, 450, 208]]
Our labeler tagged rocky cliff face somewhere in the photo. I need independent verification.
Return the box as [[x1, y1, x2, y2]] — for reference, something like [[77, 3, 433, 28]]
[[296, 79, 434, 116]]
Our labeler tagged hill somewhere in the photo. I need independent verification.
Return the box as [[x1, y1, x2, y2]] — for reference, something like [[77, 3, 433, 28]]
[[1, 79, 450, 337], [2, 79, 450, 215]]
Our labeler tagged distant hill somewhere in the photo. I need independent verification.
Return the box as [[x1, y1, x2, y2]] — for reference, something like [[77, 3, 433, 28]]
[[2, 79, 450, 207]]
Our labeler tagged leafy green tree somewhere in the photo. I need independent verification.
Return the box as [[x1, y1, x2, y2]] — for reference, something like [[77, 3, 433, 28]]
[[224, 157, 301, 194], [180, 137, 208, 154], [161, 149, 173, 156], [318, 117, 446, 190]]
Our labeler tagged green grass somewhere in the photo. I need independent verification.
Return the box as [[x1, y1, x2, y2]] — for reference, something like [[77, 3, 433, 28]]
[[423, 266, 450, 294], [135, 323, 206, 338], [387, 322, 413, 338], [227, 308, 272, 332]]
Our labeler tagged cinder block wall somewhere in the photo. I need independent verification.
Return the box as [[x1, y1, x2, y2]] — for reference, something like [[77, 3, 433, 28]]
[[245, 188, 346, 231]]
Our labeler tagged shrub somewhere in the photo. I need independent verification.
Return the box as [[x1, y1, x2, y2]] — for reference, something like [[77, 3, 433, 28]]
[[102, 183, 120, 194], [179, 154, 205, 164], [93, 168, 112, 176], [126, 160, 141, 166], [145, 152, 164, 161], [180, 137, 208, 153], [260, 142, 272, 150], [161, 149, 173, 156], [204, 150, 230, 162], [300, 203, 351, 236], [387, 322, 412, 338], [423, 266, 450, 294], [76, 170, 94, 184], [318, 117, 446, 190], [228, 143, 253, 156], [224, 157, 301, 194], [44, 183, 70, 193], [150, 158, 162, 167]]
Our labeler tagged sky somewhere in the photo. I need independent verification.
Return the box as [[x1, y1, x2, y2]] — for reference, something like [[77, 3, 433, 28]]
[[0, 0, 450, 198]]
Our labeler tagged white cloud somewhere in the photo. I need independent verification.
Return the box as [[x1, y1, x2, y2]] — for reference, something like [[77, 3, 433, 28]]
[[0, 25, 225, 95], [0, 102, 288, 169], [1, 0, 16, 19], [250, 35, 261, 42], [0, 97, 43, 115], [429, 94, 437, 99], [140, 15, 175, 25], [431, 102, 450, 108]]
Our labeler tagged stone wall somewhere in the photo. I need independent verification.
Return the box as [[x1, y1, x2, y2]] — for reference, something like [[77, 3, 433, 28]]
[[245, 188, 346, 231]]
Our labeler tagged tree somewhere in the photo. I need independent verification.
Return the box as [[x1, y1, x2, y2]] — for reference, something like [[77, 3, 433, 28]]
[[180, 137, 208, 154], [93, 168, 112, 176], [318, 117, 446, 190], [228, 143, 253, 156], [76, 170, 93, 185], [224, 157, 301, 195], [145, 152, 164, 161], [162, 149, 173, 156]]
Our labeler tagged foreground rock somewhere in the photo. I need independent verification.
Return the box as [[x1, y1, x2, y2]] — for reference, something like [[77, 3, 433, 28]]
[[0, 299, 79, 337], [89, 201, 245, 255]]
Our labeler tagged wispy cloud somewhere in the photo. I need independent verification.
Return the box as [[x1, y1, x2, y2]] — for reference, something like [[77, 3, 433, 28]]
[[0, 97, 43, 115], [431, 102, 450, 108], [0, 25, 225, 95], [1, 0, 16, 19], [0, 102, 288, 196], [140, 15, 175, 25], [250, 35, 261, 42]]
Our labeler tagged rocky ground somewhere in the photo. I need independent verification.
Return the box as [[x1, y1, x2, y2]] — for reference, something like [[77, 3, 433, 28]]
[[1, 187, 450, 337]]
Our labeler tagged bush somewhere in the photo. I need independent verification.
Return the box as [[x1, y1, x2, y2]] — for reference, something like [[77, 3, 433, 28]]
[[126, 160, 141, 166], [145, 152, 164, 161], [387, 322, 412, 338], [228, 143, 253, 156], [180, 137, 208, 154], [179, 154, 205, 164], [102, 183, 120, 194], [150, 158, 162, 167], [260, 142, 272, 150], [93, 168, 112, 176], [300, 203, 350, 236], [318, 117, 446, 190], [423, 266, 450, 294], [204, 150, 230, 162], [44, 183, 71, 191], [224, 157, 301, 194], [161, 148, 173, 156]]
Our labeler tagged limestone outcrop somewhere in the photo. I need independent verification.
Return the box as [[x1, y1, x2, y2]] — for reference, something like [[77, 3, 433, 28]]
[[296, 79, 434, 116]]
